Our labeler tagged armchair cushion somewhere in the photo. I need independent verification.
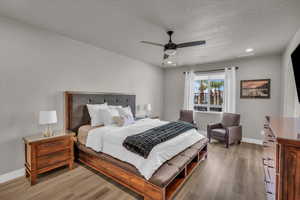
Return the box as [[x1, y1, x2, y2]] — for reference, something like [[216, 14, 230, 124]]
[[207, 123, 223, 130], [211, 128, 226, 137]]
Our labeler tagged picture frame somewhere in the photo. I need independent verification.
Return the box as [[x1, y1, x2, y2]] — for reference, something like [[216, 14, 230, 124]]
[[240, 79, 271, 99]]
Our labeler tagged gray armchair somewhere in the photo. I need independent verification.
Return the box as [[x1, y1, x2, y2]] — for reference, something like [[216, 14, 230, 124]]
[[207, 113, 242, 148]]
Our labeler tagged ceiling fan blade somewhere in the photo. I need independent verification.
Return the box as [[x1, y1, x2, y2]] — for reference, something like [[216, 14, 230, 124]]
[[163, 54, 169, 59], [140, 41, 164, 47], [177, 40, 206, 48]]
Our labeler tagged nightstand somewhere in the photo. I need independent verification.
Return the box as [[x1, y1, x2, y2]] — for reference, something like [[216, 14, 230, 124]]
[[23, 130, 75, 185]]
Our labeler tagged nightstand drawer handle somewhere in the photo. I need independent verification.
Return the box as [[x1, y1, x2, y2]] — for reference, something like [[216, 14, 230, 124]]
[[42, 151, 65, 159], [41, 141, 65, 147]]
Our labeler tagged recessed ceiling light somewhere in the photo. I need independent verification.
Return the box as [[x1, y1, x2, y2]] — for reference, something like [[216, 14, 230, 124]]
[[167, 61, 173, 64], [245, 48, 254, 53]]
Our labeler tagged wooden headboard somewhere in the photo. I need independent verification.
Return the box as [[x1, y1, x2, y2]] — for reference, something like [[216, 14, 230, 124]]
[[64, 91, 136, 133]]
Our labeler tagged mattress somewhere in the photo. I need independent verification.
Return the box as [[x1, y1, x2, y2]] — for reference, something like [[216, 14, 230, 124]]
[[76, 137, 209, 187], [77, 124, 105, 145], [78, 125, 94, 145]]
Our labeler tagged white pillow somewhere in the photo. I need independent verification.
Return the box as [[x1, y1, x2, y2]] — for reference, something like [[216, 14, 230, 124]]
[[87, 103, 108, 127], [101, 108, 120, 126], [117, 106, 133, 118]]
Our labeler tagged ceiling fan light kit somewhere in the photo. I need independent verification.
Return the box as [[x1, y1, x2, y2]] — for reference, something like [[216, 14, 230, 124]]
[[165, 49, 176, 56], [140, 30, 206, 66], [163, 60, 177, 67], [162, 54, 177, 67]]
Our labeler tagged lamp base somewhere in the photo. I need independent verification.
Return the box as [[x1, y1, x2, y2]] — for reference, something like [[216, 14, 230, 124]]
[[43, 126, 53, 137]]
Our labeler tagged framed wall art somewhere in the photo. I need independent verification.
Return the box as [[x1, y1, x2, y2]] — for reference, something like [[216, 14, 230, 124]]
[[240, 79, 271, 99]]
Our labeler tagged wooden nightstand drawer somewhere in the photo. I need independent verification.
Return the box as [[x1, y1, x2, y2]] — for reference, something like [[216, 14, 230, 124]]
[[37, 149, 70, 169], [37, 138, 70, 156]]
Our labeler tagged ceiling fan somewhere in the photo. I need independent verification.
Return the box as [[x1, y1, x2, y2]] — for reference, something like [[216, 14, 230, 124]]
[[141, 31, 206, 62]]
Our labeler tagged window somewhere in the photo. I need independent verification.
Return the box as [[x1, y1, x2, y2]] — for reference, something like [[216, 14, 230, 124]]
[[193, 73, 225, 112]]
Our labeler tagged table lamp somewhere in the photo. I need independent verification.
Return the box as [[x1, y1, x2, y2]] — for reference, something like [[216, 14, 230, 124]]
[[39, 110, 57, 137], [145, 104, 152, 118]]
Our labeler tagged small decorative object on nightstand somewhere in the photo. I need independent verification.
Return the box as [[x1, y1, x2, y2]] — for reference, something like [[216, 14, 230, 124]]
[[23, 130, 75, 185], [39, 110, 57, 137]]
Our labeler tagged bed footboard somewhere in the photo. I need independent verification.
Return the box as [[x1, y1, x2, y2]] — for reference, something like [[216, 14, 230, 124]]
[[77, 144, 208, 200]]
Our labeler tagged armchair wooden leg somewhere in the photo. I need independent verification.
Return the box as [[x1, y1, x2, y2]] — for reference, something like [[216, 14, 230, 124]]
[[226, 140, 229, 148]]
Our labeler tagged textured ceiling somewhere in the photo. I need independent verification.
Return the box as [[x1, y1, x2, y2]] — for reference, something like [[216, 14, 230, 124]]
[[0, 0, 299, 67]]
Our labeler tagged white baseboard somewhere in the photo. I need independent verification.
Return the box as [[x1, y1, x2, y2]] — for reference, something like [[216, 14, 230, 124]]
[[0, 168, 25, 184], [242, 137, 263, 145]]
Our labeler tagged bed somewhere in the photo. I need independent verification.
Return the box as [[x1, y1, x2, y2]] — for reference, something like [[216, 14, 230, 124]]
[[64, 91, 208, 200]]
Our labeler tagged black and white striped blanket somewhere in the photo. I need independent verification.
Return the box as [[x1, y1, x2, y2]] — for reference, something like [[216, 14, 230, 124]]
[[123, 121, 196, 158]]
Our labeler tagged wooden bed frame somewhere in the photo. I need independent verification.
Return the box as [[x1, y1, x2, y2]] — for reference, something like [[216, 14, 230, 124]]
[[64, 91, 208, 200]]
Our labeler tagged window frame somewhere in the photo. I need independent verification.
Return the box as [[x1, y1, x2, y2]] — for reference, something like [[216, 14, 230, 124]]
[[193, 72, 225, 113]]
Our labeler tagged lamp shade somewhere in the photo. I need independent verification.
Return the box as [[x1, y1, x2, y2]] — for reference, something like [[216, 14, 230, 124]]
[[145, 104, 152, 112], [39, 110, 57, 125]]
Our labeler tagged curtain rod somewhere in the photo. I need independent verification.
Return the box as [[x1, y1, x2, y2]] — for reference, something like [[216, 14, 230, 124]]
[[183, 67, 239, 74]]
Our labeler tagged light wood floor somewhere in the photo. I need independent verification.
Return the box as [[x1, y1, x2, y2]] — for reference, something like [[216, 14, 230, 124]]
[[0, 142, 265, 200]]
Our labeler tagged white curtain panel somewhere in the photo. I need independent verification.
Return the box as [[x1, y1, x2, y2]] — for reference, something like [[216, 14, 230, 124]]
[[224, 67, 237, 113], [183, 71, 195, 110]]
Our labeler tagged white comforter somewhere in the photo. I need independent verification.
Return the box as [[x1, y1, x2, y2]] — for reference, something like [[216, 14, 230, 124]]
[[86, 118, 204, 179]]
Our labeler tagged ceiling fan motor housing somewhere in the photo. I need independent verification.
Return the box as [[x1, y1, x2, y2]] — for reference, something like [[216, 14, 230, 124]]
[[165, 31, 177, 55], [164, 43, 177, 55], [164, 43, 177, 51]]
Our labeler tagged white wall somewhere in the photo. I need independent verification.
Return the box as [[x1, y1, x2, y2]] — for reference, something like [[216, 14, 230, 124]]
[[281, 27, 300, 117], [0, 17, 164, 175], [163, 55, 281, 141]]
